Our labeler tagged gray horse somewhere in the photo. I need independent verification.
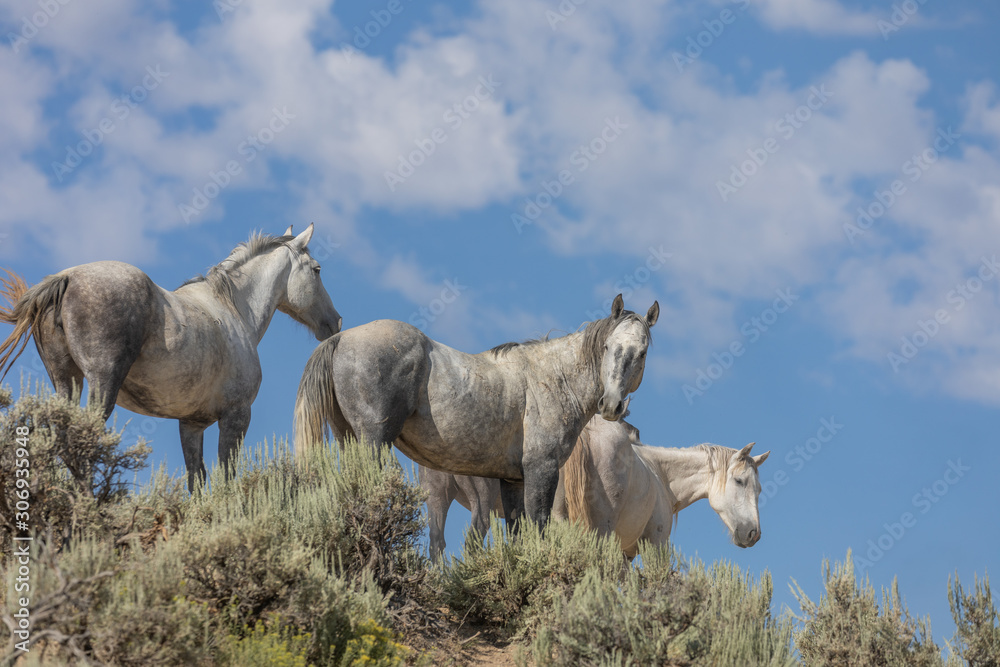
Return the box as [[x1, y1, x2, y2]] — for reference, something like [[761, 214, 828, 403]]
[[295, 294, 658, 526], [0, 224, 342, 490]]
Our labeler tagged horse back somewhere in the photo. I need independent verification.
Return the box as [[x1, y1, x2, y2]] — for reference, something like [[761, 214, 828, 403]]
[[56, 261, 161, 352]]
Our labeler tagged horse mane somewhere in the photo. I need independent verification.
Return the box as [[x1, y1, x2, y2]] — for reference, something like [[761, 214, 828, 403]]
[[561, 427, 596, 528], [179, 231, 294, 308], [488, 337, 549, 357], [489, 308, 651, 367], [698, 443, 758, 493]]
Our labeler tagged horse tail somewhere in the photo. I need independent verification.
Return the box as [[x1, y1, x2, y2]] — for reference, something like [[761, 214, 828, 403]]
[[562, 427, 595, 528], [293, 334, 342, 461], [0, 271, 68, 383]]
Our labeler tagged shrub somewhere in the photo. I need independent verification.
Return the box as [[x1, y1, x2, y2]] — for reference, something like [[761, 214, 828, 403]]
[[0, 383, 150, 555], [436, 515, 627, 632], [338, 619, 409, 667], [530, 546, 795, 667], [949, 571, 1000, 667], [792, 550, 942, 667], [681, 559, 796, 667], [217, 619, 311, 667]]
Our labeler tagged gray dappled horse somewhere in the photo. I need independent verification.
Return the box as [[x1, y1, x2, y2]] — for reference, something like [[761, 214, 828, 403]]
[[0, 224, 342, 490], [295, 294, 658, 526], [422, 413, 769, 559]]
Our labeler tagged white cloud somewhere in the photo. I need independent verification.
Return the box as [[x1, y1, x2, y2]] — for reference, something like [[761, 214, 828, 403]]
[[750, 0, 881, 36], [2, 0, 999, 405]]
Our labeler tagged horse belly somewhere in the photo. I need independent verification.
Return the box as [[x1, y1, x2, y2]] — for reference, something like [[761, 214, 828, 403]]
[[397, 413, 523, 479], [117, 317, 257, 423]]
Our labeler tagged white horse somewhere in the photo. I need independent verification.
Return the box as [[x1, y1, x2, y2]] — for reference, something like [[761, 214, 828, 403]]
[[556, 416, 769, 558], [0, 224, 342, 490], [421, 413, 768, 559]]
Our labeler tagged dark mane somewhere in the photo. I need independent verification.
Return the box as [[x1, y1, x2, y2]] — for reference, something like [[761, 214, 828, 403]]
[[179, 232, 294, 305], [488, 336, 550, 357]]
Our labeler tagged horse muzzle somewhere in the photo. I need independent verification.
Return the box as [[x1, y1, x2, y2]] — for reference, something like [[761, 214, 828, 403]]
[[735, 526, 761, 548], [316, 315, 342, 340], [597, 394, 625, 421]]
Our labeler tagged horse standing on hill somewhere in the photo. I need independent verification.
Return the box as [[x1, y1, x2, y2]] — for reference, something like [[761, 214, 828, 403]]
[[421, 412, 768, 559], [295, 294, 659, 526], [557, 417, 769, 557], [0, 224, 342, 490]]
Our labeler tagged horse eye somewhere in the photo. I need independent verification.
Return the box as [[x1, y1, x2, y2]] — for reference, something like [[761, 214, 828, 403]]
[[312, 266, 321, 274], [735, 478, 745, 487]]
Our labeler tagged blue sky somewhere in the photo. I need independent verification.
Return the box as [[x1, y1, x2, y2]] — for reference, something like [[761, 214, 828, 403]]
[[2, 0, 999, 648]]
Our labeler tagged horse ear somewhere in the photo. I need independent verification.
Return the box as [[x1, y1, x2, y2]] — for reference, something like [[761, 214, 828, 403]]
[[282, 225, 294, 237], [611, 294, 624, 319], [291, 223, 315, 249], [753, 451, 770, 468], [646, 301, 659, 327], [738, 442, 755, 459]]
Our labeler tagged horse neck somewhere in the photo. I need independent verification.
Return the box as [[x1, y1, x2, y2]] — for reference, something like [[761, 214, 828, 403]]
[[225, 251, 290, 343], [633, 444, 718, 512], [533, 331, 603, 419]]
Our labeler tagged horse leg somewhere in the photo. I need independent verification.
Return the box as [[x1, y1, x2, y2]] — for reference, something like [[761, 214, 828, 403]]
[[218, 406, 251, 479], [467, 476, 496, 546], [179, 420, 209, 492], [499, 479, 525, 533], [33, 312, 84, 399], [522, 456, 561, 527], [421, 466, 453, 560]]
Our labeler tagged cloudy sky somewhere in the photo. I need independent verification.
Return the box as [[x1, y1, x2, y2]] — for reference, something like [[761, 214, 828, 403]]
[[2, 0, 998, 647]]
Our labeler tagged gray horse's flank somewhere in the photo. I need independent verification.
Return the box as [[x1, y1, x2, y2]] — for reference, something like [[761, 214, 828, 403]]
[[0, 224, 342, 491], [295, 293, 659, 526]]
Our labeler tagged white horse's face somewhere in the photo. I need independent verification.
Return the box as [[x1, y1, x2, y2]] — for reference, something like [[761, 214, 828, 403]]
[[710, 443, 769, 548], [597, 296, 659, 421], [278, 224, 342, 340]]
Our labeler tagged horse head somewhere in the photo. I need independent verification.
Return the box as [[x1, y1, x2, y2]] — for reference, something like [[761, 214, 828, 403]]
[[596, 294, 659, 421], [710, 442, 770, 548], [277, 224, 342, 340]]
